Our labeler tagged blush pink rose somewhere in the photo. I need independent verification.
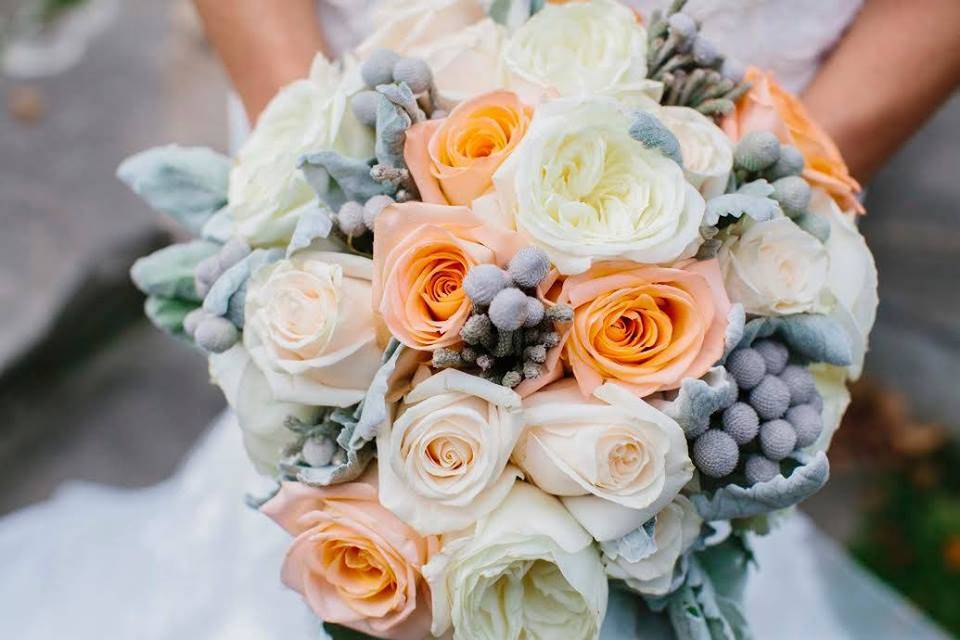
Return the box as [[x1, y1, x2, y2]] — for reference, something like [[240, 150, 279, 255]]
[[560, 259, 730, 398], [261, 471, 438, 640], [405, 91, 532, 206], [372, 201, 524, 351]]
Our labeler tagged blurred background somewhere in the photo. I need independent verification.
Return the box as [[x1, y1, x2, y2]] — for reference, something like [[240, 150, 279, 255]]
[[1, 0, 958, 635]]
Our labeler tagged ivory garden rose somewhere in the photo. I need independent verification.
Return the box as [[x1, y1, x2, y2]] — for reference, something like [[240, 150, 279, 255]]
[[656, 105, 734, 199], [503, 0, 660, 102], [243, 251, 383, 407], [559, 259, 730, 398], [423, 482, 608, 640], [516, 380, 694, 541], [356, 0, 486, 62], [377, 368, 525, 535], [229, 56, 372, 246], [405, 90, 532, 207], [603, 495, 702, 595], [491, 97, 705, 275], [261, 472, 436, 640], [372, 201, 524, 351], [718, 215, 830, 316], [723, 67, 863, 214]]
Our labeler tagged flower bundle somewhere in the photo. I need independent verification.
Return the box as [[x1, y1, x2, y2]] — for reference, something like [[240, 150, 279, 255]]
[[120, 1, 877, 638]]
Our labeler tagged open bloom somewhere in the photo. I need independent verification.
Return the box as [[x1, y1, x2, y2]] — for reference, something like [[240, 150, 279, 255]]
[[377, 369, 525, 534], [229, 55, 372, 246], [356, 0, 486, 61], [722, 67, 863, 214], [423, 482, 608, 640], [516, 380, 693, 541], [260, 472, 437, 640], [243, 251, 382, 407], [405, 91, 532, 206], [503, 0, 659, 102], [718, 216, 829, 316], [372, 201, 523, 350], [560, 259, 730, 398], [603, 495, 702, 595], [492, 97, 704, 275]]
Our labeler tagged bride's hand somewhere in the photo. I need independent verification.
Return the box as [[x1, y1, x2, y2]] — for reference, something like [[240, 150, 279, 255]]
[[803, 0, 960, 182], [193, 0, 327, 124]]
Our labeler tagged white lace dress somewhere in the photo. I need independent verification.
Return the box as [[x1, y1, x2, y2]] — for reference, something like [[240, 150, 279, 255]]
[[1, 2, 950, 639]]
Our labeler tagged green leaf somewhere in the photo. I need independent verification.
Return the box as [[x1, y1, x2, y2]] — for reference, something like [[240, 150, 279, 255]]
[[323, 623, 378, 639], [117, 145, 231, 234], [130, 240, 219, 302], [144, 296, 197, 337]]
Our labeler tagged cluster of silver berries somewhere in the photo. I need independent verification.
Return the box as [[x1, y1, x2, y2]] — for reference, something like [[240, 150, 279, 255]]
[[333, 194, 394, 238], [646, 1, 751, 116], [432, 247, 572, 388], [185, 239, 251, 353], [691, 338, 824, 485], [351, 49, 441, 126], [732, 132, 830, 243]]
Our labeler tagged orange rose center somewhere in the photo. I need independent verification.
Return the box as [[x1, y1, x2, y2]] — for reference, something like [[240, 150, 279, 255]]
[[317, 531, 405, 618], [410, 250, 468, 322], [439, 105, 524, 167]]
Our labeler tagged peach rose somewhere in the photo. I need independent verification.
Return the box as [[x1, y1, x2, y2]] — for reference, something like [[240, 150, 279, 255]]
[[561, 259, 730, 398], [372, 201, 524, 351], [722, 67, 863, 214], [261, 471, 437, 640], [405, 91, 532, 207]]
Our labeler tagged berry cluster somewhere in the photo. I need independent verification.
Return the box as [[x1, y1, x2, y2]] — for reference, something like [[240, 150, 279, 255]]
[[731, 131, 829, 242], [432, 247, 572, 388], [690, 337, 824, 485]]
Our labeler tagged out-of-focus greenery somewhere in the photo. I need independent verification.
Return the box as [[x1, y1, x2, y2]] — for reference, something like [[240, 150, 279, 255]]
[[39, 0, 88, 23], [850, 443, 960, 636]]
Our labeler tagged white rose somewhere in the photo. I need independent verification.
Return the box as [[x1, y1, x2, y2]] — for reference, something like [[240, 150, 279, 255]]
[[491, 97, 705, 275], [809, 188, 878, 378], [602, 495, 701, 596], [377, 368, 525, 534], [503, 0, 660, 102], [515, 380, 694, 541], [423, 482, 608, 640], [719, 216, 830, 316], [808, 362, 852, 453], [229, 56, 372, 247], [406, 18, 510, 103], [243, 251, 382, 408], [656, 106, 733, 199], [209, 344, 321, 474], [356, 0, 486, 59]]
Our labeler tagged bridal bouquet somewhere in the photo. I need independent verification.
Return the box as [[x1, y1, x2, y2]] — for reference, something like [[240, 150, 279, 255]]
[[120, 0, 877, 637]]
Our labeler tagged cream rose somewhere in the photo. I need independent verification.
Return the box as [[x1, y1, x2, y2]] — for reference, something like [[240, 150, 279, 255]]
[[243, 251, 382, 408], [492, 97, 705, 275], [377, 368, 525, 535], [229, 56, 372, 247], [407, 18, 510, 103], [515, 380, 694, 541], [209, 344, 321, 474], [603, 495, 702, 596], [503, 0, 660, 102], [423, 482, 608, 640], [810, 188, 878, 378], [719, 216, 830, 316], [657, 106, 734, 199], [356, 0, 486, 60]]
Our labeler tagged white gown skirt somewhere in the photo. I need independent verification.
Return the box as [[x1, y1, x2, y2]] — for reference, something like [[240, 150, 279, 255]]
[[0, 411, 949, 640]]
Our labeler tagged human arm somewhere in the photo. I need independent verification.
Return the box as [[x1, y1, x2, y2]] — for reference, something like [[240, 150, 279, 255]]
[[193, 0, 326, 124], [803, 0, 960, 181]]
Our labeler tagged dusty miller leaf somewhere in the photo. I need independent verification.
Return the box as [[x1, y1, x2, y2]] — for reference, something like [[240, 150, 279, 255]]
[[130, 240, 219, 302], [735, 314, 853, 367], [300, 151, 389, 212], [704, 193, 780, 226], [117, 145, 231, 235]]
